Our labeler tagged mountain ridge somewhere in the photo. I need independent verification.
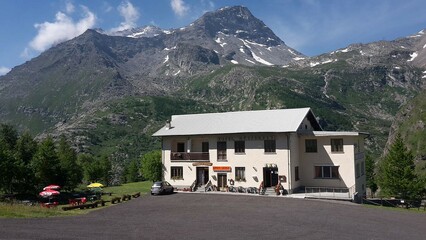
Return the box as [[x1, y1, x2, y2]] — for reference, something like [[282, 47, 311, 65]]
[[0, 5, 425, 166]]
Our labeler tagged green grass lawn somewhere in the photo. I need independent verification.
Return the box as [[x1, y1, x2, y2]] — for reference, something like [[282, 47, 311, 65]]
[[0, 181, 152, 218]]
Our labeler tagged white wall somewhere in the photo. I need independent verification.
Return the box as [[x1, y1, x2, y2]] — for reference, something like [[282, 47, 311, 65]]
[[162, 132, 365, 195]]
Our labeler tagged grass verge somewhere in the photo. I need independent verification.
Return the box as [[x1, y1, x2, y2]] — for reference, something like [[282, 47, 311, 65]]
[[0, 181, 152, 218]]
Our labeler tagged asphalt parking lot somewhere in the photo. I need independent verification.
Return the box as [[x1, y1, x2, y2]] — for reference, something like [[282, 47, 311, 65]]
[[0, 193, 425, 240]]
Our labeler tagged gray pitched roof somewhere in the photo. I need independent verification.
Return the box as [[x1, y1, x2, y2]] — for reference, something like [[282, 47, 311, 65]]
[[153, 108, 321, 137]]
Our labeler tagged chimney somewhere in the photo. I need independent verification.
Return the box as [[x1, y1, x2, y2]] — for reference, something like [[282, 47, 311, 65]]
[[165, 120, 172, 130]]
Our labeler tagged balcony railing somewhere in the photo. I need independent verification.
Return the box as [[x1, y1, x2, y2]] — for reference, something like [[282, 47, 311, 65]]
[[170, 152, 210, 161]]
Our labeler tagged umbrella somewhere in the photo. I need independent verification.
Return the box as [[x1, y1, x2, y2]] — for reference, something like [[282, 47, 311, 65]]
[[87, 183, 104, 188], [43, 184, 61, 191], [39, 189, 60, 197]]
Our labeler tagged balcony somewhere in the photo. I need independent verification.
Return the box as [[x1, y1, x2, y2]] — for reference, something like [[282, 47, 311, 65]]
[[171, 152, 210, 161]]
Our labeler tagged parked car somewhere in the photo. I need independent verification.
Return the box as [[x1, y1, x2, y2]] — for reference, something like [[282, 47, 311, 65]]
[[151, 181, 174, 195]]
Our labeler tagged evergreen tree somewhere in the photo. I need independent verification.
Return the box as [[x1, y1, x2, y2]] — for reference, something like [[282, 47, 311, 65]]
[[125, 159, 140, 183], [78, 154, 98, 183], [365, 154, 378, 197], [31, 136, 61, 189], [14, 132, 38, 193], [0, 125, 29, 194], [0, 124, 18, 151], [57, 135, 82, 190], [378, 134, 424, 200], [0, 145, 16, 194], [79, 154, 111, 185], [100, 155, 112, 186], [140, 150, 162, 182]]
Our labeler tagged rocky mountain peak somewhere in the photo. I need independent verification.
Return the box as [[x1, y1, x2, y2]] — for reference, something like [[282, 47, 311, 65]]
[[191, 6, 283, 47]]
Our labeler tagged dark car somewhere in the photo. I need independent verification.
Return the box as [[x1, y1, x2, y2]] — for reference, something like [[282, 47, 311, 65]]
[[151, 181, 174, 195]]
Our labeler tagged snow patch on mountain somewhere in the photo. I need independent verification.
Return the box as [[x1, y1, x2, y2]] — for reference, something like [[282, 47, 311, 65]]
[[245, 59, 255, 64], [408, 52, 418, 62], [310, 59, 337, 67], [231, 60, 239, 64], [163, 55, 169, 63], [252, 51, 273, 65], [288, 49, 298, 55]]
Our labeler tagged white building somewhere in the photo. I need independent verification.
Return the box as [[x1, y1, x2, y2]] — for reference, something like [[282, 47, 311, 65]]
[[153, 108, 367, 201]]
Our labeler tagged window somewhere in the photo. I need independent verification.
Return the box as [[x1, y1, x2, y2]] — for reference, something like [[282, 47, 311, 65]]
[[315, 166, 339, 179], [361, 161, 365, 176], [331, 138, 343, 152], [171, 167, 183, 180], [234, 140, 245, 153], [235, 167, 246, 181], [217, 141, 227, 161], [305, 139, 317, 153], [177, 142, 185, 152], [264, 140, 276, 153], [295, 166, 300, 181], [202, 142, 209, 152]]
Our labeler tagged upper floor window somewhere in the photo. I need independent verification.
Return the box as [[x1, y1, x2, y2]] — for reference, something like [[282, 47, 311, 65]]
[[264, 140, 276, 153], [331, 138, 344, 152], [315, 166, 339, 179], [234, 140, 245, 154], [305, 139, 317, 153], [217, 141, 227, 161]]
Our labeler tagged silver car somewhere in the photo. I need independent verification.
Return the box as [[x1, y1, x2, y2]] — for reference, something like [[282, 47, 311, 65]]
[[151, 181, 174, 195]]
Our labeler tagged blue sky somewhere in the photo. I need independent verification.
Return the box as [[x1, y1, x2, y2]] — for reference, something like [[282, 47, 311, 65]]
[[1, 0, 425, 75]]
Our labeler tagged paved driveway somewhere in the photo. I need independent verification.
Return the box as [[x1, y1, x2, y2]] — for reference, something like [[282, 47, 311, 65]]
[[0, 193, 425, 240]]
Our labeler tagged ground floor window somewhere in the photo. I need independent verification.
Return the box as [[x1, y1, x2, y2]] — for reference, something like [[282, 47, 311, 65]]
[[171, 166, 183, 180], [314, 166, 339, 179], [235, 167, 245, 181]]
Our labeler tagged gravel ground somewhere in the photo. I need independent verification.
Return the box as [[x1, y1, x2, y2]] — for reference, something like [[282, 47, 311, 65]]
[[0, 193, 425, 240]]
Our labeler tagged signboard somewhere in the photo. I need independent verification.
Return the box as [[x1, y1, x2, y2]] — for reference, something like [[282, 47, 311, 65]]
[[192, 162, 213, 166], [213, 166, 232, 172]]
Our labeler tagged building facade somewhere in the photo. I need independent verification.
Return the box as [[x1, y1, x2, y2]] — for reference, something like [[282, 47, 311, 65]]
[[153, 108, 367, 200]]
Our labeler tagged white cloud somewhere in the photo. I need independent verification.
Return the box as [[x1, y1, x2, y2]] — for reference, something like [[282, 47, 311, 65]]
[[66, 1, 75, 14], [171, 0, 189, 17], [26, 5, 96, 53], [0, 66, 11, 76], [110, 1, 140, 32]]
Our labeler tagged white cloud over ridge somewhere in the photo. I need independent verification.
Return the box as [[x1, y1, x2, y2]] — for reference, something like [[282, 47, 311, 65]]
[[171, 0, 189, 17], [27, 4, 96, 53], [0, 66, 11, 76], [110, 1, 140, 32]]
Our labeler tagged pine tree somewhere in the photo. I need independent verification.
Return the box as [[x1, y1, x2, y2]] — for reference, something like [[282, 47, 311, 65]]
[[14, 132, 38, 193], [57, 135, 82, 190], [365, 154, 378, 197], [378, 134, 424, 200], [31, 136, 61, 188]]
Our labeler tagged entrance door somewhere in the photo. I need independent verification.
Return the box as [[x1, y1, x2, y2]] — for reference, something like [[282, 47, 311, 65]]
[[263, 167, 279, 187], [217, 173, 227, 190], [196, 167, 209, 186]]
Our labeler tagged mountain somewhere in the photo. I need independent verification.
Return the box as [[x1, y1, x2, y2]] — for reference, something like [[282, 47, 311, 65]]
[[0, 6, 425, 170]]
